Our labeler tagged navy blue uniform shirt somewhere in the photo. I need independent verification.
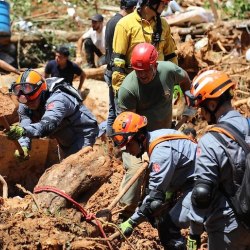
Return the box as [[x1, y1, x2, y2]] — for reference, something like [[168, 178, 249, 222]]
[[45, 60, 82, 85]]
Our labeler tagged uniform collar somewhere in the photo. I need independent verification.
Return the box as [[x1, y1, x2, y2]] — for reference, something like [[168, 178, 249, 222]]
[[134, 9, 156, 25], [218, 110, 242, 123]]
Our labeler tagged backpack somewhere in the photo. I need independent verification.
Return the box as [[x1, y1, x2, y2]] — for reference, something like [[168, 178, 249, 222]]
[[209, 122, 250, 229], [46, 77, 83, 103]]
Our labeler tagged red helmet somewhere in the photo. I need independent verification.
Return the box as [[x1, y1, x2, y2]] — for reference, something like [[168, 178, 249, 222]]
[[131, 43, 158, 71], [111, 111, 147, 148]]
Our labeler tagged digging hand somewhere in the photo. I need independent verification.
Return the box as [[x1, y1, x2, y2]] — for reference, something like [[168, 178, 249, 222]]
[[14, 146, 29, 161], [173, 85, 183, 105], [120, 218, 136, 237], [6, 125, 25, 140]]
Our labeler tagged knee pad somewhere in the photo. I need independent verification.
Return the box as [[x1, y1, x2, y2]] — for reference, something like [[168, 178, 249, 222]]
[[191, 179, 214, 209]]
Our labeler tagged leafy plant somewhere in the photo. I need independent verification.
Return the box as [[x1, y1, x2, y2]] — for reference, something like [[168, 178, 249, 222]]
[[9, 0, 121, 68], [204, 0, 250, 19], [222, 0, 250, 19]]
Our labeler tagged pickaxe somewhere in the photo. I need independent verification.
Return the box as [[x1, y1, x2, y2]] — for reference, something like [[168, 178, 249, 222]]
[[96, 161, 148, 221]]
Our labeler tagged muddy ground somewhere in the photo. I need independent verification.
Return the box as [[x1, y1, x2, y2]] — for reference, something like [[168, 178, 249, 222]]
[[0, 12, 249, 250]]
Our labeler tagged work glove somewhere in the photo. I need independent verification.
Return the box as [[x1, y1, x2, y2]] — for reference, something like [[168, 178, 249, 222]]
[[173, 85, 183, 105], [182, 106, 197, 118], [165, 191, 174, 202], [186, 234, 201, 250], [14, 146, 30, 161], [119, 218, 136, 237], [6, 125, 25, 140]]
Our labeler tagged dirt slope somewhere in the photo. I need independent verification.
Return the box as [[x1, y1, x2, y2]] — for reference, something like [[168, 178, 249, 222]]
[[0, 19, 249, 249]]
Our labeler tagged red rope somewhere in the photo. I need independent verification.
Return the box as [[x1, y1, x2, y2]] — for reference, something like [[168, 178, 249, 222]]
[[34, 185, 113, 250]]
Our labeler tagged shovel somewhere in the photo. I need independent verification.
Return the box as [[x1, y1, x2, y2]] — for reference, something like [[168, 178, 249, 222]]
[[0, 116, 24, 157], [96, 161, 148, 221]]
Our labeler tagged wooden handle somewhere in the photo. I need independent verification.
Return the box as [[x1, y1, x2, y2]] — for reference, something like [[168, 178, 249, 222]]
[[108, 231, 120, 240], [0, 116, 25, 157], [107, 161, 148, 210], [0, 175, 8, 198]]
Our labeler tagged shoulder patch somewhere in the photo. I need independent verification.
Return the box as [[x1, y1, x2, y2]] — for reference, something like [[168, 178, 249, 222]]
[[196, 146, 202, 157], [47, 102, 55, 110], [152, 163, 161, 173]]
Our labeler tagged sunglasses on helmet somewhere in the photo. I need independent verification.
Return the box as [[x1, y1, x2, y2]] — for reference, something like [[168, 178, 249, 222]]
[[10, 80, 43, 96], [185, 90, 202, 107], [111, 132, 136, 148]]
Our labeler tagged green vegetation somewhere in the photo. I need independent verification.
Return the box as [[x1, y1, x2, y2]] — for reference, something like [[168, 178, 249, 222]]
[[204, 0, 250, 19], [9, 0, 120, 67], [222, 0, 250, 19]]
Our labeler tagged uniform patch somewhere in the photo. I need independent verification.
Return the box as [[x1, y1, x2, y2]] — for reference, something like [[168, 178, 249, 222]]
[[47, 102, 55, 110], [152, 163, 160, 173], [196, 146, 202, 157]]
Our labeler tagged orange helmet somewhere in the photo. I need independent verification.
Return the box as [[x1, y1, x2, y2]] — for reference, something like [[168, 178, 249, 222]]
[[131, 43, 158, 71], [185, 70, 236, 107], [11, 69, 47, 103], [111, 111, 147, 148]]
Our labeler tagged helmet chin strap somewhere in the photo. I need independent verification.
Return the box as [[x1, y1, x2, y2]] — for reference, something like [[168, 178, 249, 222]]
[[134, 133, 146, 158], [136, 141, 145, 158], [203, 100, 223, 125]]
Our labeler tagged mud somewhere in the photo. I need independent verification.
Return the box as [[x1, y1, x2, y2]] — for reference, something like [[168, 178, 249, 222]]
[[0, 21, 249, 250]]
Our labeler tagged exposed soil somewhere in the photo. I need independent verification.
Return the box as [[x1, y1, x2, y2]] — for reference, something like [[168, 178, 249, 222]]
[[0, 6, 249, 250]]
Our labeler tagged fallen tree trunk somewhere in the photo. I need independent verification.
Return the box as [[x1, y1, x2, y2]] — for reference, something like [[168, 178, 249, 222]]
[[84, 66, 106, 81], [34, 146, 112, 213], [11, 30, 83, 43]]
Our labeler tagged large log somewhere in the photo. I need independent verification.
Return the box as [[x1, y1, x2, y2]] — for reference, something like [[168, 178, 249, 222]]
[[11, 29, 83, 43], [84, 66, 106, 81], [34, 146, 112, 213]]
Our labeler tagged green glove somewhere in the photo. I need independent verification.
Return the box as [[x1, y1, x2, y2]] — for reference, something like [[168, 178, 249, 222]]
[[173, 85, 183, 100], [186, 235, 201, 250], [6, 125, 25, 140], [120, 219, 136, 237], [14, 147, 29, 161], [165, 191, 173, 202]]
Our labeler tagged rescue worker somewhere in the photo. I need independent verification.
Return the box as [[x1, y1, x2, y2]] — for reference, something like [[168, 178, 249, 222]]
[[185, 70, 250, 249], [6, 69, 98, 160], [104, 0, 138, 136], [110, 111, 197, 250], [45, 46, 86, 92], [110, 0, 179, 216], [76, 14, 106, 68], [117, 43, 194, 217], [119, 42, 191, 130], [111, 0, 177, 96]]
